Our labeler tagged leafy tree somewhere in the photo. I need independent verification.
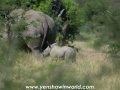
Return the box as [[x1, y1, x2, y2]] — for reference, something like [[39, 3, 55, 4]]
[[103, 5, 120, 56], [93, 7, 120, 56], [74, 0, 120, 56], [84, 0, 120, 56], [33, 0, 81, 45]]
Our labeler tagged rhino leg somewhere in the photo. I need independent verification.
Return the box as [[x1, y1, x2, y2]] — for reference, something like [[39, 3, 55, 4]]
[[64, 50, 76, 63], [32, 49, 43, 59]]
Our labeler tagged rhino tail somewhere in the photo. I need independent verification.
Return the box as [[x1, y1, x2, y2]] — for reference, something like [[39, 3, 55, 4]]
[[40, 18, 49, 51]]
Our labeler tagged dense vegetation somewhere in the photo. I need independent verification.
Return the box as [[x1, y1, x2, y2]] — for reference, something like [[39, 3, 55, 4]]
[[0, 0, 120, 90], [75, 0, 120, 56], [1, 0, 120, 54]]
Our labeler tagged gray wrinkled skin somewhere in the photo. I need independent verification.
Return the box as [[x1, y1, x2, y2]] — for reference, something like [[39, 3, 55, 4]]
[[43, 43, 76, 62], [3, 9, 57, 58]]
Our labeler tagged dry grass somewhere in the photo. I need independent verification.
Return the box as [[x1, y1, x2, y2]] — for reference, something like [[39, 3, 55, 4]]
[[0, 41, 120, 90]]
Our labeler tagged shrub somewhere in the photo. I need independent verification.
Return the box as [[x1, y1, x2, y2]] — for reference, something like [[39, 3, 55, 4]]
[[33, 0, 81, 44]]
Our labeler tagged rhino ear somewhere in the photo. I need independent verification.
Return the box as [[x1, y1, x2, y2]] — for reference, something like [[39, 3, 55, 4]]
[[47, 41, 51, 48]]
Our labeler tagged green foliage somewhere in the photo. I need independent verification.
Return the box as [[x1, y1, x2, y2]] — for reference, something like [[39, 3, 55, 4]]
[[74, 0, 110, 36], [18, 0, 41, 9], [104, 6, 120, 56], [75, 0, 87, 7], [0, 0, 16, 11], [84, 0, 108, 20], [0, 16, 4, 32], [56, 32, 63, 45], [0, 0, 16, 32], [53, 18, 63, 44], [92, 3, 120, 56], [33, 0, 81, 44], [77, 0, 120, 56], [33, 0, 53, 15], [60, 0, 81, 42], [108, 44, 120, 57], [15, 20, 27, 33], [0, 0, 41, 12], [8, 15, 28, 35]]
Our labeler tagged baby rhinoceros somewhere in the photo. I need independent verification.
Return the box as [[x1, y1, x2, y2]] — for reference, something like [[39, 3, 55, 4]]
[[43, 43, 76, 62]]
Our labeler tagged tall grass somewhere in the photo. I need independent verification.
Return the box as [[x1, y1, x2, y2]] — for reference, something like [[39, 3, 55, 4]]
[[0, 40, 120, 90]]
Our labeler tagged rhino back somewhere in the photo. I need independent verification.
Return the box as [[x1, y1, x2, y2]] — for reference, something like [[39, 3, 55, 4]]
[[23, 10, 45, 37], [22, 10, 56, 49], [62, 46, 76, 62], [10, 9, 25, 17], [50, 46, 65, 58]]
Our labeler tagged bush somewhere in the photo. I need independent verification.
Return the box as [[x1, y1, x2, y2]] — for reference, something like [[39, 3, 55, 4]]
[[84, 0, 109, 20], [89, 0, 120, 56], [104, 6, 120, 56], [33, 0, 81, 44]]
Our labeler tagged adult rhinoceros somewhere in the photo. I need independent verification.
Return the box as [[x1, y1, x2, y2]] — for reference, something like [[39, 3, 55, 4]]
[[3, 9, 57, 57]]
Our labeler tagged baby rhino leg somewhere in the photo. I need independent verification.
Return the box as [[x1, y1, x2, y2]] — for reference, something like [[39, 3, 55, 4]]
[[64, 50, 74, 63]]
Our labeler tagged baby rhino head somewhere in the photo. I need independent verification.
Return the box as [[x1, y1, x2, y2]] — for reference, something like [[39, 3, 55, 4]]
[[43, 46, 51, 57], [43, 43, 58, 57]]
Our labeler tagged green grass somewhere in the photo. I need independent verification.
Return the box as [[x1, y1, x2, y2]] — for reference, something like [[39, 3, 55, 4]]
[[0, 31, 119, 90], [0, 40, 120, 90]]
